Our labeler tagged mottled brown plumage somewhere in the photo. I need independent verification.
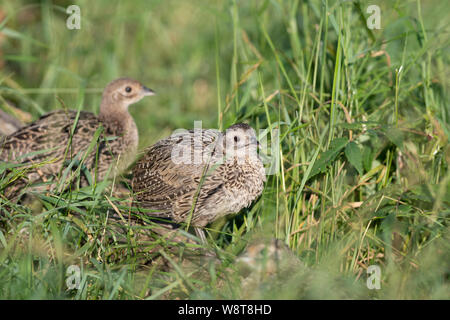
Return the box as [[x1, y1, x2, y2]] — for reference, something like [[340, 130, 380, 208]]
[[132, 123, 266, 241], [0, 78, 154, 196]]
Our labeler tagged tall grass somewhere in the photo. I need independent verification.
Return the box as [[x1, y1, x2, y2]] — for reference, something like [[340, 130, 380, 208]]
[[0, 0, 448, 299]]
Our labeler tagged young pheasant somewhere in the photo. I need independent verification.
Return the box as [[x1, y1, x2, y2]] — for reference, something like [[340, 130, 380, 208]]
[[132, 123, 266, 242], [0, 78, 154, 196]]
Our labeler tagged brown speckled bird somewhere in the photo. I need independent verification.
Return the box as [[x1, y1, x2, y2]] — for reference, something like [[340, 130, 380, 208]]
[[132, 123, 266, 242], [0, 78, 154, 196]]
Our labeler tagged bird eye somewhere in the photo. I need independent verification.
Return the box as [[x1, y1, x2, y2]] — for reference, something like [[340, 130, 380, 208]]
[[125, 86, 132, 93], [234, 136, 239, 143]]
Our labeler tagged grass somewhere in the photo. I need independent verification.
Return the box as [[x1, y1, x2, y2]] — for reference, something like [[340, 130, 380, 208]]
[[0, 0, 449, 299]]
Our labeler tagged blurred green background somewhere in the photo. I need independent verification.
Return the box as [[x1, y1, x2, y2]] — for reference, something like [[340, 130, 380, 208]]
[[0, 0, 449, 299]]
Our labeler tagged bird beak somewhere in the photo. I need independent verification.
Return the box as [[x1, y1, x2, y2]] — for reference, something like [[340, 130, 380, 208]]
[[142, 86, 156, 96]]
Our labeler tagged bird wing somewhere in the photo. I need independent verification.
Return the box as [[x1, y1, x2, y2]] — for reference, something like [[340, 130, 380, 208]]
[[0, 109, 120, 191], [132, 129, 223, 218], [0, 110, 101, 163]]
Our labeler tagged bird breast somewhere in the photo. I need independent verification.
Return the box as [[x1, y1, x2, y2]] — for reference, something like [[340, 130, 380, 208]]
[[220, 158, 266, 212]]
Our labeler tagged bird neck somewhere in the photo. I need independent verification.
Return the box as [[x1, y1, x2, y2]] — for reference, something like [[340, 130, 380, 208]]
[[98, 97, 137, 140], [98, 97, 139, 175], [99, 97, 128, 129]]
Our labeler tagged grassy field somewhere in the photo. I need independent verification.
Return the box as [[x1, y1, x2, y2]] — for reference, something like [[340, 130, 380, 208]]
[[0, 0, 449, 299]]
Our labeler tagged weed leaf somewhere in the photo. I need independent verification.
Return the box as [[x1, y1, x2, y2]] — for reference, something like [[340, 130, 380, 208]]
[[345, 141, 364, 175], [310, 137, 349, 178]]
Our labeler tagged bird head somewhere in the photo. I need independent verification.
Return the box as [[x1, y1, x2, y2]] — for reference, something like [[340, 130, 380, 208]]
[[222, 123, 260, 161], [101, 78, 155, 112]]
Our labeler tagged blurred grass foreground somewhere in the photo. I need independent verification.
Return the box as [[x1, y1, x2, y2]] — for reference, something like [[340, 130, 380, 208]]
[[0, 0, 449, 299]]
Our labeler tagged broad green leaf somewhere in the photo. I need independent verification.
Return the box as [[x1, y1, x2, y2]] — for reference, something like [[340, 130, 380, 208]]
[[382, 127, 404, 150], [310, 137, 348, 178], [345, 141, 364, 175], [362, 146, 373, 172]]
